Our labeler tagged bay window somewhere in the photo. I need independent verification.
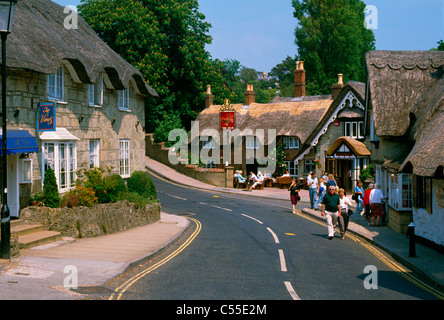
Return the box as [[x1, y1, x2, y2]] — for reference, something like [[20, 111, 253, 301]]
[[42, 142, 77, 192]]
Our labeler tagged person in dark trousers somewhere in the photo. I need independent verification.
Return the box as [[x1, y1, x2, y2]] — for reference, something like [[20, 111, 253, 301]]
[[288, 178, 300, 214], [321, 185, 341, 240]]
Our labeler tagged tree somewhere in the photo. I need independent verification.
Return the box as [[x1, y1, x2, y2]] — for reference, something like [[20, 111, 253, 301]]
[[42, 167, 60, 208], [269, 55, 299, 97], [292, 0, 375, 95], [78, 0, 233, 133], [430, 40, 444, 51]]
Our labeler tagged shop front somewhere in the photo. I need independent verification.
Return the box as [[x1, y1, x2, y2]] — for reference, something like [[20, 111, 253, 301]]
[[0, 130, 39, 218], [325, 136, 371, 192]]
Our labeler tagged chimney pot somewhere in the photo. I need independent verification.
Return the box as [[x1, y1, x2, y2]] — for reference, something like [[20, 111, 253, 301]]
[[245, 84, 255, 105], [331, 74, 345, 100], [205, 84, 213, 108], [294, 61, 306, 98]]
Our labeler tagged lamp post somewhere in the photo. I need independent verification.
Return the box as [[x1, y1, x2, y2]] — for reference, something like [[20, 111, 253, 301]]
[[0, 0, 17, 259]]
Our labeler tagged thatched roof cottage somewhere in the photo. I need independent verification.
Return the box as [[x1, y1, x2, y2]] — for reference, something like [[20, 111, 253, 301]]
[[366, 50, 444, 245], [1, 0, 157, 217]]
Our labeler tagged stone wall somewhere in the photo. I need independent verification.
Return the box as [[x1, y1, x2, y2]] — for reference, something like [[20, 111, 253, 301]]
[[19, 201, 160, 238], [145, 133, 227, 187]]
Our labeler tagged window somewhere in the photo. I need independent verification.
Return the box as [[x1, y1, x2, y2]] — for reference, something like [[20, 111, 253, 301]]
[[202, 137, 215, 149], [416, 176, 432, 213], [42, 142, 77, 192], [246, 136, 260, 149], [283, 137, 299, 149], [20, 159, 32, 183], [119, 139, 130, 177], [89, 73, 103, 107], [344, 121, 364, 139], [286, 161, 298, 176], [48, 67, 64, 101], [389, 173, 412, 210], [89, 140, 100, 169], [118, 87, 129, 111], [304, 160, 316, 173]]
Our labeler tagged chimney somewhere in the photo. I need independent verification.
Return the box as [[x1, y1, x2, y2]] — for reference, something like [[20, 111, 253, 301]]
[[331, 74, 344, 100], [245, 84, 255, 105], [205, 85, 213, 108], [294, 61, 306, 98]]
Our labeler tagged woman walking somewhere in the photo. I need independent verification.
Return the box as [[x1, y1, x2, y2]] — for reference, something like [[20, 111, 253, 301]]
[[288, 178, 300, 214], [338, 188, 352, 240]]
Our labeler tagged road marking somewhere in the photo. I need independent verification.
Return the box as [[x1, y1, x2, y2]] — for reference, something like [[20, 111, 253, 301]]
[[267, 227, 280, 244], [210, 205, 232, 212], [241, 213, 263, 225], [199, 202, 208, 205], [109, 217, 202, 300], [285, 233, 296, 236], [278, 249, 287, 272], [171, 195, 187, 201], [284, 281, 301, 300]]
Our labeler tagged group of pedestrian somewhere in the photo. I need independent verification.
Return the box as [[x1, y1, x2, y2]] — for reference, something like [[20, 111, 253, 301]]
[[307, 171, 337, 211], [300, 170, 387, 240], [362, 183, 386, 227], [320, 185, 353, 240]]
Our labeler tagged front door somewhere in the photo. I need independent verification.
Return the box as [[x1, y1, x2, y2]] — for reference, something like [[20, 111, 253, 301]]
[[7, 154, 19, 218]]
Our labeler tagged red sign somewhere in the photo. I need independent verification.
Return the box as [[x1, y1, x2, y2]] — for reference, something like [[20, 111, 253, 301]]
[[220, 111, 235, 130]]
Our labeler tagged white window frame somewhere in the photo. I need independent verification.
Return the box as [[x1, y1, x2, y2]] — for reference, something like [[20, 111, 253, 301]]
[[47, 67, 64, 102], [89, 73, 104, 107], [89, 139, 100, 169], [20, 158, 33, 183], [286, 160, 298, 176], [344, 121, 364, 139], [283, 137, 299, 149], [246, 136, 260, 149], [42, 141, 77, 192], [389, 173, 412, 211], [118, 87, 130, 111], [119, 139, 130, 177], [304, 159, 316, 173]]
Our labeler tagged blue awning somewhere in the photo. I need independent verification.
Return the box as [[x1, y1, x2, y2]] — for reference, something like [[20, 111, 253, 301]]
[[0, 130, 39, 155]]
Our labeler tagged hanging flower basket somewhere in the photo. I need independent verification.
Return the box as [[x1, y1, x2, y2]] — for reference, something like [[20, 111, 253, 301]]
[[314, 159, 322, 168]]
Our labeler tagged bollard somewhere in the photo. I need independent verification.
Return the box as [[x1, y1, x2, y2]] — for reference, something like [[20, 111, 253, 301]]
[[406, 222, 416, 257]]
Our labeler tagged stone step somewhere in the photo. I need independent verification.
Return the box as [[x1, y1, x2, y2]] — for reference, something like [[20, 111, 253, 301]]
[[18, 231, 62, 249], [12, 224, 44, 237]]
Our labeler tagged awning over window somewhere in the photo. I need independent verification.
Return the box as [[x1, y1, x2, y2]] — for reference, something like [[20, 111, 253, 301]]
[[326, 136, 371, 158], [39, 127, 80, 141], [0, 130, 39, 155]]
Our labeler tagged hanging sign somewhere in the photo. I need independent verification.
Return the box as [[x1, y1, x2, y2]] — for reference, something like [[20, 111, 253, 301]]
[[37, 103, 56, 131], [220, 99, 235, 130]]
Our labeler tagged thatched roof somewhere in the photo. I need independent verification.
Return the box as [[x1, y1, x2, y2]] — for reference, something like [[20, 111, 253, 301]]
[[326, 136, 371, 157], [195, 97, 333, 145], [292, 81, 366, 161], [399, 78, 444, 177], [6, 0, 157, 96], [366, 51, 444, 177], [366, 50, 444, 137]]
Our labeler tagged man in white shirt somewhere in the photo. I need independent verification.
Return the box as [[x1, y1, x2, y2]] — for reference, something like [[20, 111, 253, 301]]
[[307, 171, 319, 210]]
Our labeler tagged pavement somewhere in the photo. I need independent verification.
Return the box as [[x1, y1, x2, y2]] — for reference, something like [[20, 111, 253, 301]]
[[0, 155, 442, 299]]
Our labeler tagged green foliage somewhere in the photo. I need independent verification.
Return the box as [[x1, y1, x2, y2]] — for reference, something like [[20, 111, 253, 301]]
[[79, 0, 233, 133], [61, 186, 98, 208], [359, 164, 375, 188], [42, 167, 60, 208], [292, 0, 376, 95], [77, 167, 128, 204], [153, 113, 185, 147], [269, 55, 299, 97], [127, 171, 157, 200]]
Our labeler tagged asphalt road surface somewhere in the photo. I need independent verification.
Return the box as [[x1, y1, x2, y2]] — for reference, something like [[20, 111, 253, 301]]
[[105, 172, 439, 302]]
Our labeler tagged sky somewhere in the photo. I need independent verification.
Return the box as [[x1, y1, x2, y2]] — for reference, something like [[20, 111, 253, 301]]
[[55, 0, 444, 73]]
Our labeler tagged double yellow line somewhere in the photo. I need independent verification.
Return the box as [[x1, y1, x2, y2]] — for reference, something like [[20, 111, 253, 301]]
[[348, 234, 444, 300], [109, 217, 202, 300]]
